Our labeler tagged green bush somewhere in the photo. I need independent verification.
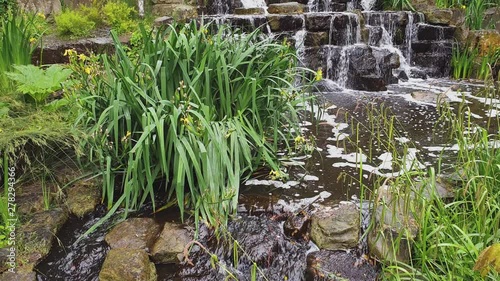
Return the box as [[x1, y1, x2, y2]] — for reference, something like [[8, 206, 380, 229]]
[[55, 10, 95, 38], [102, 1, 136, 34], [75, 22, 313, 228], [80, 5, 105, 28]]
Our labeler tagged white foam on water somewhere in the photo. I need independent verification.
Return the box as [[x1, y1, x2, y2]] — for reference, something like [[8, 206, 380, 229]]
[[245, 179, 300, 189], [276, 191, 332, 213], [395, 137, 410, 144]]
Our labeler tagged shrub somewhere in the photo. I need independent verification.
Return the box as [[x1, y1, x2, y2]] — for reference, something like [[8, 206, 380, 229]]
[[102, 1, 136, 34], [75, 22, 313, 228], [55, 10, 95, 38]]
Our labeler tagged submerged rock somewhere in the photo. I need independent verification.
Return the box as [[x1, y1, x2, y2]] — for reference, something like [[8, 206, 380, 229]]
[[99, 248, 157, 281], [151, 222, 192, 264], [0, 270, 37, 281], [180, 215, 308, 280], [306, 250, 378, 281], [411, 91, 450, 104], [310, 202, 360, 251], [105, 218, 162, 252]]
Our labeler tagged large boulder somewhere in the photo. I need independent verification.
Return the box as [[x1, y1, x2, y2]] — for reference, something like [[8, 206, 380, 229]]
[[18, 208, 68, 270], [368, 185, 419, 263], [17, 0, 61, 16], [150, 222, 192, 264], [105, 218, 162, 252], [310, 202, 360, 250], [99, 249, 157, 281], [152, 4, 198, 22], [267, 15, 304, 32], [306, 250, 379, 281]]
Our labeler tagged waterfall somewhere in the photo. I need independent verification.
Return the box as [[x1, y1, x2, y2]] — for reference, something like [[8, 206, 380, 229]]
[[360, 0, 376, 11], [240, 0, 267, 8], [137, 0, 144, 17]]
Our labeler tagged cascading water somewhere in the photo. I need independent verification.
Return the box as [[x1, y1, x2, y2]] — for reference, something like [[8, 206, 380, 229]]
[[360, 0, 377, 11], [137, 0, 144, 17]]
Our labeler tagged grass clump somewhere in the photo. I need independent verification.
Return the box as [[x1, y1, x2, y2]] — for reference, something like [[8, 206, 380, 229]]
[[75, 22, 312, 228]]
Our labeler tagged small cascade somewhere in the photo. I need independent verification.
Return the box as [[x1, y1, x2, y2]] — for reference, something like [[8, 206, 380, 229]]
[[360, 0, 377, 11], [137, 0, 144, 17]]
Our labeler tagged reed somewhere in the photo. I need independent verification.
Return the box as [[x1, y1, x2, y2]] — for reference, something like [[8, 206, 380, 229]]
[[76, 22, 313, 228]]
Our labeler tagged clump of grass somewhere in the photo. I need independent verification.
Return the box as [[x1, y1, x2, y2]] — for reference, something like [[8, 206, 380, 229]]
[[75, 22, 313, 228]]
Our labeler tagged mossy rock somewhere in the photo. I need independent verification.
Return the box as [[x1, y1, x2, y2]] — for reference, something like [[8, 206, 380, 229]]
[[474, 244, 500, 277], [99, 249, 157, 281]]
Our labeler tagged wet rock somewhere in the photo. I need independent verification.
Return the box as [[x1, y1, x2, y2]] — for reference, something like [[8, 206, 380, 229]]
[[234, 7, 265, 15], [397, 70, 409, 81], [411, 91, 450, 104], [410, 0, 435, 11], [302, 46, 330, 73], [105, 218, 162, 252], [99, 249, 157, 281], [416, 24, 455, 41], [180, 215, 308, 280], [284, 210, 311, 240], [18, 208, 68, 269], [65, 179, 101, 218], [362, 11, 408, 45], [311, 79, 343, 92], [351, 75, 387, 91], [412, 53, 452, 78], [16, 182, 55, 216], [410, 68, 428, 79], [305, 13, 332, 32], [423, 8, 454, 25], [154, 16, 174, 26], [151, 222, 192, 264], [411, 41, 453, 54], [0, 270, 37, 281], [366, 26, 383, 46], [152, 4, 198, 21], [32, 33, 129, 65], [268, 15, 304, 32], [306, 250, 378, 281], [304, 31, 329, 47], [484, 7, 500, 32], [228, 16, 268, 33], [17, 0, 61, 16], [268, 2, 306, 14], [368, 185, 419, 263], [310, 202, 360, 250]]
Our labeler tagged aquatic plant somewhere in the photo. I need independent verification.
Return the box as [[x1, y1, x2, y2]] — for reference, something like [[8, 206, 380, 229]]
[[0, 13, 38, 92], [383, 0, 414, 11], [76, 22, 312, 228], [452, 43, 477, 79], [356, 78, 500, 280]]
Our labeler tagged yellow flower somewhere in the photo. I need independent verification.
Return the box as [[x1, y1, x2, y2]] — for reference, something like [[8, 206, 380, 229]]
[[461, 5, 466, 9], [269, 170, 281, 180], [315, 68, 323, 81], [29, 37, 36, 44], [121, 131, 132, 142], [202, 28, 208, 34], [78, 53, 87, 61], [84, 67, 92, 75], [294, 135, 305, 144], [36, 12, 46, 19], [64, 49, 76, 57], [180, 116, 190, 125]]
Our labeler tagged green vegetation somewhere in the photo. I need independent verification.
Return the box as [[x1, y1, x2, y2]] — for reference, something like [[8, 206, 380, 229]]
[[55, 0, 138, 38], [434, 0, 498, 30], [75, 22, 312, 228], [452, 43, 499, 80], [353, 78, 500, 280], [6, 64, 73, 105], [0, 13, 39, 92], [383, 0, 414, 11]]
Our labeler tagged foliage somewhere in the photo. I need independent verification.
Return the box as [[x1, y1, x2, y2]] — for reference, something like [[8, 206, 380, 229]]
[[102, 1, 137, 34], [75, 22, 312, 228], [452, 43, 477, 79], [383, 0, 414, 11], [0, 0, 16, 20], [79, 5, 105, 28], [6, 64, 72, 105], [434, 0, 498, 30], [0, 14, 39, 92], [55, 10, 95, 38], [359, 81, 500, 280]]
